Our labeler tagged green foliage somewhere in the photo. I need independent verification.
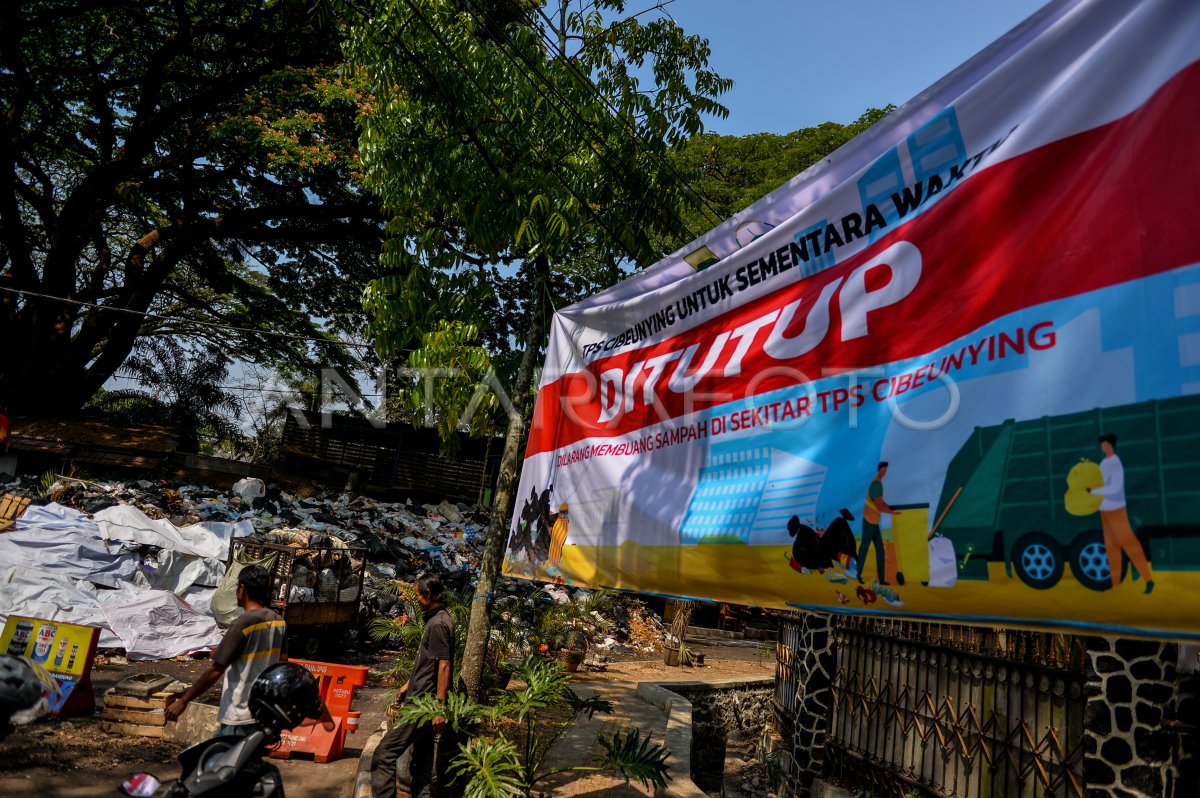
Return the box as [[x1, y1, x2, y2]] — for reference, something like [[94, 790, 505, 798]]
[[344, 0, 732, 426], [533, 588, 616, 651], [563, 688, 613, 720], [394, 691, 492, 737], [495, 653, 570, 723], [596, 729, 671, 790], [390, 653, 668, 797], [656, 107, 893, 252], [0, 0, 380, 415], [393, 319, 505, 456], [449, 736, 525, 798], [88, 339, 244, 454], [37, 467, 94, 499]]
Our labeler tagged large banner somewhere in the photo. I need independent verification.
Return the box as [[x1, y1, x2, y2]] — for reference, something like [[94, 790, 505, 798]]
[[504, 0, 1200, 639]]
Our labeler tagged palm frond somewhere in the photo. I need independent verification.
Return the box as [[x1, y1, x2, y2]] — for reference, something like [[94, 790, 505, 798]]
[[449, 736, 526, 798], [596, 729, 671, 790], [564, 688, 613, 720], [393, 692, 485, 737]]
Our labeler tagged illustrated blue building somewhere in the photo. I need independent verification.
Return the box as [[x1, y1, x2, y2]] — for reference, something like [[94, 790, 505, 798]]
[[679, 443, 827, 544]]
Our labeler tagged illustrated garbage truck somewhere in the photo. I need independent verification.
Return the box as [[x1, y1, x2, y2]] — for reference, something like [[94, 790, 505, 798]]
[[931, 395, 1200, 590]]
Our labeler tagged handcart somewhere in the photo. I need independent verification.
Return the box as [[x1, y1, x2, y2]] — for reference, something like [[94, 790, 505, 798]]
[[228, 539, 367, 657]]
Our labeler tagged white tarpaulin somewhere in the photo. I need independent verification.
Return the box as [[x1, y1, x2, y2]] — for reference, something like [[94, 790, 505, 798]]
[[0, 565, 121, 647], [134, 548, 227, 594], [93, 504, 251, 560], [0, 565, 223, 659], [97, 582, 224, 661], [0, 502, 232, 658], [0, 503, 138, 587], [15, 502, 96, 532]]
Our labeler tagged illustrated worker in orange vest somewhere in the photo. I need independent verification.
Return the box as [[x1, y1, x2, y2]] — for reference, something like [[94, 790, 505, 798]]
[[547, 501, 570, 569], [1087, 434, 1154, 594], [856, 462, 900, 585]]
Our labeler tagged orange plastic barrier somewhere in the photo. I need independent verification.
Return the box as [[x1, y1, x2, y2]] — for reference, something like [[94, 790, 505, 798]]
[[271, 658, 368, 763]]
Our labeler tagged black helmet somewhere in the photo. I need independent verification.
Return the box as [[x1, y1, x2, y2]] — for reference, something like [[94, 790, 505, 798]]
[[0, 655, 46, 714], [248, 663, 322, 731]]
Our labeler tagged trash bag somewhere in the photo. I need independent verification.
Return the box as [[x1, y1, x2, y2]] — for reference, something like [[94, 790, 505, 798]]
[[211, 550, 277, 627], [231, 477, 267, 503], [927, 535, 957, 588]]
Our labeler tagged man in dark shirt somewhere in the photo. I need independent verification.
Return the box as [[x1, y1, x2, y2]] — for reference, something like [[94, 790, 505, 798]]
[[370, 573, 455, 798]]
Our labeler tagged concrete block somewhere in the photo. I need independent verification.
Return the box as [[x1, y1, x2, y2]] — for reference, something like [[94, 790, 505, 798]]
[[163, 702, 219, 746], [811, 777, 853, 798]]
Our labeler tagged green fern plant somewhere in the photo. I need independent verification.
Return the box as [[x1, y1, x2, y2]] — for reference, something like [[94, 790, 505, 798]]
[[449, 736, 525, 798], [370, 580, 476, 698], [393, 653, 669, 797], [533, 589, 616, 652], [596, 729, 670, 791]]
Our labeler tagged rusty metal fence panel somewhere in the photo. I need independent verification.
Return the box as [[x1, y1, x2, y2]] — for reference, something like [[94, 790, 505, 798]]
[[774, 615, 802, 740], [815, 617, 1086, 798]]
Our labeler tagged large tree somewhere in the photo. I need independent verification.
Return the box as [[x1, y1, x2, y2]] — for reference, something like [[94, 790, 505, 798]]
[[0, 0, 382, 416], [345, 0, 731, 695]]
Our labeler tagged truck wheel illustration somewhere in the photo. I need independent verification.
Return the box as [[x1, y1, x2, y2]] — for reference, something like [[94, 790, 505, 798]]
[[1012, 532, 1064, 589], [1068, 530, 1128, 591]]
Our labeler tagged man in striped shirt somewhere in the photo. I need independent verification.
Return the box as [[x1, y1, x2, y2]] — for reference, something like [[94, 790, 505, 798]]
[[166, 565, 287, 736]]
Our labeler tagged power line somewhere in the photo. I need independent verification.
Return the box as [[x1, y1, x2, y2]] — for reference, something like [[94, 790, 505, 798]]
[[349, 0, 657, 267], [526, 0, 730, 231], [459, 0, 712, 249], [404, 0, 662, 261], [109, 374, 387, 397], [0, 285, 381, 352]]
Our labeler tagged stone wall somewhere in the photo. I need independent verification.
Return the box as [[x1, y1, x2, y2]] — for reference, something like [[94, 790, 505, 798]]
[[779, 612, 836, 796], [1083, 638, 1199, 798], [666, 681, 774, 795]]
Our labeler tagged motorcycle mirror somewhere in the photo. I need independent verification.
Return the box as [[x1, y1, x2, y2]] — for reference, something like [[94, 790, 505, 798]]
[[119, 772, 161, 797]]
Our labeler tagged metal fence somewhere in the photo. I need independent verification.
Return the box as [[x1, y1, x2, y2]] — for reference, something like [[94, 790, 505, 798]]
[[774, 614, 803, 740], [777, 615, 1088, 798]]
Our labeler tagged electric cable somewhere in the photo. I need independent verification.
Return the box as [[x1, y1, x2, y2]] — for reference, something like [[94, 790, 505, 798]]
[[0, 284, 384, 350], [458, 0, 710, 249], [347, 0, 661, 265], [526, 0, 729, 228]]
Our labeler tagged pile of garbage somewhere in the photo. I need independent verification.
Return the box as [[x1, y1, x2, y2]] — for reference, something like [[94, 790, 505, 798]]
[[0, 471, 666, 661], [0, 472, 488, 658]]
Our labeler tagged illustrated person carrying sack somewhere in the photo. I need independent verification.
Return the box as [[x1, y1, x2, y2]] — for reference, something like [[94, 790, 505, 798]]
[[1088, 434, 1155, 594]]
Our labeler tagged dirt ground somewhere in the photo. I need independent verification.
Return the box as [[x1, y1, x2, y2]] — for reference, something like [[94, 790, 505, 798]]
[[0, 639, 774, 798]]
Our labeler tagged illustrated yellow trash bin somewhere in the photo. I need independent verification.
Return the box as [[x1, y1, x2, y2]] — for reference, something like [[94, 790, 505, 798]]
[[890, 503, 930, 586]]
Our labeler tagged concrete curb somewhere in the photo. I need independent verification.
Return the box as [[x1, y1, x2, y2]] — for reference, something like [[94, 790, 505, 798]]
[[635, 683, 708, 798], [353, 720, 388, 798], [637, 678, 773, 798]]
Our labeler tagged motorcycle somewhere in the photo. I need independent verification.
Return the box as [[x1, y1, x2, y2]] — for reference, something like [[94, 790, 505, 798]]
[[164, 727, 287, 797]]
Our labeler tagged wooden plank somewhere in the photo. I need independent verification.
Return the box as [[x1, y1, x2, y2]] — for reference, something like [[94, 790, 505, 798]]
[[101, 720, 165, 738], [0, 495, 30, 531], [101, 707, 166, 726], [103, 688, 178, 710]]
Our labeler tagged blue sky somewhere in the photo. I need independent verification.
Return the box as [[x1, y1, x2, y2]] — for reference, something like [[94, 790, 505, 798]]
[[661, 0, 1049, 135]]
